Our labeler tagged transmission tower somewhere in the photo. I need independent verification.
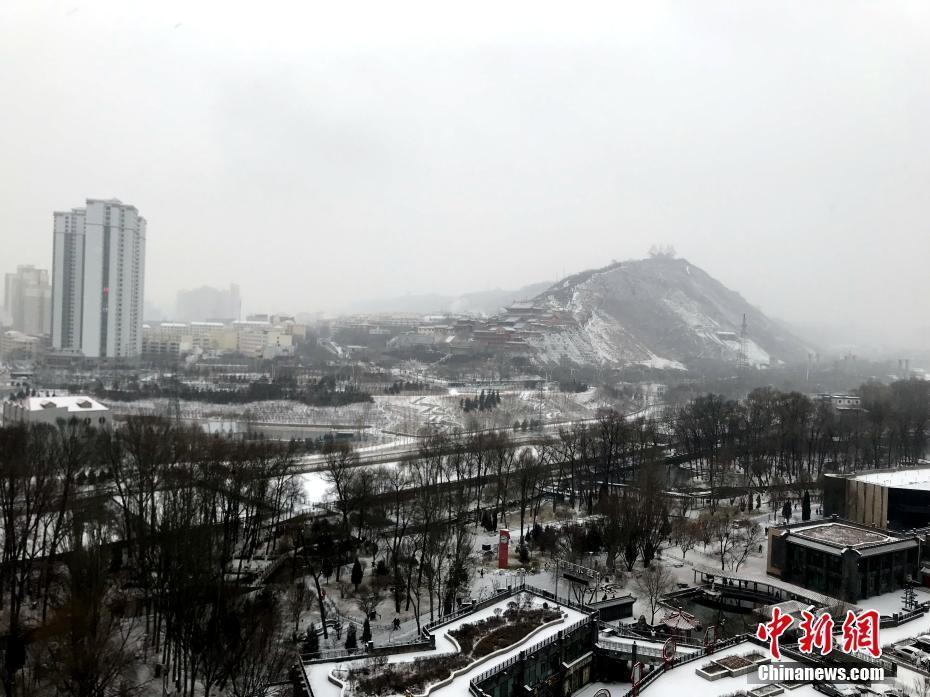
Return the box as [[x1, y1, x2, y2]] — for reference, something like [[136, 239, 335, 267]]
[[902, 579, 917, 612], [736, 313, 749, 370], [168, 355, 182, 427]]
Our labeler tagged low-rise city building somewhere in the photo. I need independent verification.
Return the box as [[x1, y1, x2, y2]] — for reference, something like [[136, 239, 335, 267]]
[[0, 330, 41, 361], [767, 517, 920, 602], [1, 395, 111, 428], [824, 465, 930, 530], [812, 393, 862, 412]]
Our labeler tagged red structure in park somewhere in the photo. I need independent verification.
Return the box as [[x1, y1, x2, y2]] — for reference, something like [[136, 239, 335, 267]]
[[498, 529, 510, 569]]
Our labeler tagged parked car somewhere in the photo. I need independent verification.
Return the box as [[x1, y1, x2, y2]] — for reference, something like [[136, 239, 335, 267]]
[[896, 645, 929, 667]]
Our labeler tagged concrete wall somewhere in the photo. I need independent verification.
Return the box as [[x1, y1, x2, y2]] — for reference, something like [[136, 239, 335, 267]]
[[846, 480, 888, 528], [766, 527, 785, 577]]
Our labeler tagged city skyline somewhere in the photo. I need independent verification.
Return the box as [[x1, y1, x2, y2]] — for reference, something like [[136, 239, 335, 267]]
[[2, 1, 929, 350]]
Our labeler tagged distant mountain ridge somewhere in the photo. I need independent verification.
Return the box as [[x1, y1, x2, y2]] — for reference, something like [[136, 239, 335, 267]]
[[343, 281, 552, 316], [523, 256, 810, 368]]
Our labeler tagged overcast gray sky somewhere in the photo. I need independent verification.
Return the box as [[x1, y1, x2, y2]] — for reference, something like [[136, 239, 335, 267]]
[[1, 1, 928, 349]]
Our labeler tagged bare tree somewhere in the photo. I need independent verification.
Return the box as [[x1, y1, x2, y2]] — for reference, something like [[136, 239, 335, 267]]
[[704, 508, 739, 571], [322, 442, 359, 537], [515, 448, 543, 543], [727, 520, 763, 572], [671, 518, 698, 559], [42, 530, 139, 697], [225, 591, 295, 697], [357, 585, 384, 620], [635, 564, 674, 624], [288, 577, 312, 635]]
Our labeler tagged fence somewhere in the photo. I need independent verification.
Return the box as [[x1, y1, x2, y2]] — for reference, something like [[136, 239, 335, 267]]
[[255, 549, 294, 586], [470, 613, 598, 690], [524, 583, 596, 615], [294, 663, 316, 697], [301, 647, 366, 664], [880, 602, 928, 628], [604, 622, 704, 650], [303, 581, 539, 665], [597, 639, 667, 660], [615, 633, 752, 697], [301, 636, 433, 664], [421, 583, 526, 635]]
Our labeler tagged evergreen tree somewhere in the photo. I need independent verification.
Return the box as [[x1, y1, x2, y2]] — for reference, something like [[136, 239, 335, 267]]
[[481, 510, 492, 531], [802, 491, 811, 521], [782, 500, 792, 523], [361, 618, 372, 643], [305, 622, 320, 654], [345, 624, 358, 650], [351, 558, 363, 590]]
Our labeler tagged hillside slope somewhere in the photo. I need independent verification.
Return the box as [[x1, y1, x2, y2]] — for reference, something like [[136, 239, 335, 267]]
[[526, 257, 809, 368]]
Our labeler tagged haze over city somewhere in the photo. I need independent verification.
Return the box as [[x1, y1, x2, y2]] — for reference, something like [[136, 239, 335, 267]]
[[2, 1, 929, 350], [6, 4, 930, 697]]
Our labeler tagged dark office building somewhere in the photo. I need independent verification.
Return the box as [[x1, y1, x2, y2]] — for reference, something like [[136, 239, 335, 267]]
[[767, 518, 920, 602]]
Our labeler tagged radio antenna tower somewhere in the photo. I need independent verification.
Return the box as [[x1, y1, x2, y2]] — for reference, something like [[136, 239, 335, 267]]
[[169, 355, 182, 427], [736, 313, 749, 370]]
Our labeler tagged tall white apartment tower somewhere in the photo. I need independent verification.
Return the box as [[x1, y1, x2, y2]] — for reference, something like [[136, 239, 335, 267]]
[[52, 199, 146, 358]]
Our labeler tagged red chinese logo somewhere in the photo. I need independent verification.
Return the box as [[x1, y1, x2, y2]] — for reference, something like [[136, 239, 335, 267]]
[[756, 607, 794, 659], [798, 610, 833, 655], [841, 609, 881, 658], [756, 608, 881, 659]]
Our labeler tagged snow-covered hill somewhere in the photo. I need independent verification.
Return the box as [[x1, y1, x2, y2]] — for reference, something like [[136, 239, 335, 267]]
[[525, 256, 810, 369]]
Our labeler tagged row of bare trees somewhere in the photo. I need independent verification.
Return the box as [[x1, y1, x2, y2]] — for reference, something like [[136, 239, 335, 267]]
[[674, 380, 930, 510], [310, 381, 928, 629], [0, 377, 917, 692], [0, 417, 302, 697]]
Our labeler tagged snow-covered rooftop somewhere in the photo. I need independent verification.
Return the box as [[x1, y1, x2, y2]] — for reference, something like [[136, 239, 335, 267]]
[[21, 395, 108, 413], [849, 467, 930, 491], [790, 522, 895, 549]]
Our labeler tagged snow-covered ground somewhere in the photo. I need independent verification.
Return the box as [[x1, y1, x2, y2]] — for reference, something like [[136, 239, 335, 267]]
[[304, 595, 588, 697], [863, 586, 930, 621]]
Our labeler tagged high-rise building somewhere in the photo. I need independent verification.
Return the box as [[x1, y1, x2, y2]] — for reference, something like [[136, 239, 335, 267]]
[[52, 199, 146, 358], [3, 264, 52, 336], [176, 283, 241, 322]]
